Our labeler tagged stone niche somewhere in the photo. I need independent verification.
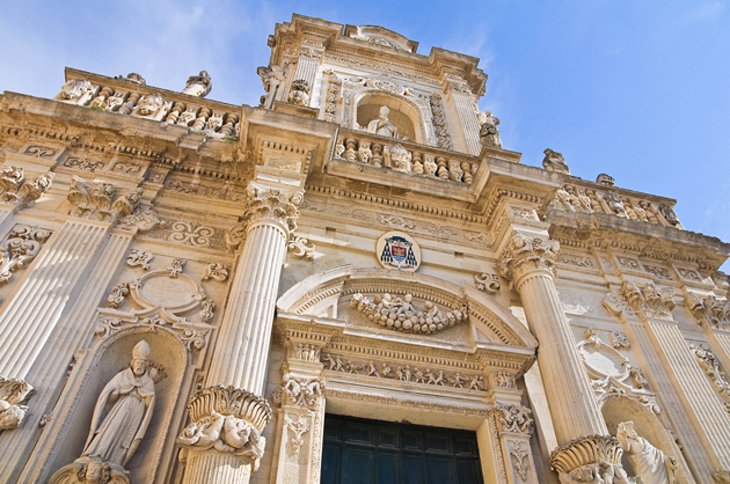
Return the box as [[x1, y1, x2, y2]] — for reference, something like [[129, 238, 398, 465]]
[[41, 329, 188, 483]]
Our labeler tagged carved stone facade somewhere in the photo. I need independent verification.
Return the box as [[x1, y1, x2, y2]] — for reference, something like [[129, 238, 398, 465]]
[[0, 12, 728, 484]]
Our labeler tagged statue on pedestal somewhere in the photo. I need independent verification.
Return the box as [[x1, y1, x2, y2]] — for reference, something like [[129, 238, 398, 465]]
[[478, 111, 502, 148]]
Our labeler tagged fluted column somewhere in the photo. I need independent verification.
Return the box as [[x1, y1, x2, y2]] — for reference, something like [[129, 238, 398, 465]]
[[498, 234, 625, 482], [179, 182, 303, 484], [618, 283, 730, 477]]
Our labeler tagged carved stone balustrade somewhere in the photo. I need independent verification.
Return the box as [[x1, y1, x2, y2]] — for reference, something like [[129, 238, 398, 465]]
[[548, 181, 682, 229], [332, 128, 479, 185], [54, 70, 241, 140]]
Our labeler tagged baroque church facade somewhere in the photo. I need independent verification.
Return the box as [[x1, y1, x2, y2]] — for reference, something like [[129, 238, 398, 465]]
[[0, 13, 729, 484]]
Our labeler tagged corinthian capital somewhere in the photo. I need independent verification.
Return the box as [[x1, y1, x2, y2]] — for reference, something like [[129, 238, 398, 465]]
[[686, 292, 730, 329], [177, 385, 272, 470], [497, 233, 559, 283], [621, 281, 675, 321]]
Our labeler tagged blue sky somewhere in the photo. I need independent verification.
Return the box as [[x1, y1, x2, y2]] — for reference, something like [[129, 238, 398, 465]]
[[2, 1, 729, 270]]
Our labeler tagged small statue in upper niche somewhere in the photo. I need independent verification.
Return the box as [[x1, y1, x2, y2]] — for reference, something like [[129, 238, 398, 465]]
[[51, 340, 159, 483], [542, 148, 570, 175], [478, 111, 502, 148], [287, 79, 310, 106], [367, 106, 399, 138], [182, 70, 212, 98]]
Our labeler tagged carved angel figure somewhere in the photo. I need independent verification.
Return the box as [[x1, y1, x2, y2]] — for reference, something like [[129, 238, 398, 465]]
[[83, 340, 156, 468], [182, 70, 212, 98], [616, 421, 677, 484]]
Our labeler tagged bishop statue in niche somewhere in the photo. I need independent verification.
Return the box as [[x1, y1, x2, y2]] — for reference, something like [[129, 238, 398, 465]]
[[51, 340, 160, 483], [367, 106, 400, 138]]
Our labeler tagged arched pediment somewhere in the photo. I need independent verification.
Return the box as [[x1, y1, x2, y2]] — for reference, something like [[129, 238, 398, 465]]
[[277, 266, 537, 350]]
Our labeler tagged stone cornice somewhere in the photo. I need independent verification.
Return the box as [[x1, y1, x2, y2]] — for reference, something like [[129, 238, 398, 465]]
[[548, 210, 730, 271]]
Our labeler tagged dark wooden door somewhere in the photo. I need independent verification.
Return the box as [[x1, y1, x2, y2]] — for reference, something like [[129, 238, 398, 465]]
[[322, 414, 483, 484]]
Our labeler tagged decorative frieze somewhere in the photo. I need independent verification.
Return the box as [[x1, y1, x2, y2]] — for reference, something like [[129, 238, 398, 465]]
[[177, 385, 272, 471], [349, 292, 467, 335], [0, 377, 34, 430], [321, 352, 487, 391]]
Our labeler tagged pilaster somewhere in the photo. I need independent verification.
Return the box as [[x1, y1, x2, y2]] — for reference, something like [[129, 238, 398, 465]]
[[445, 77, 481, 155]]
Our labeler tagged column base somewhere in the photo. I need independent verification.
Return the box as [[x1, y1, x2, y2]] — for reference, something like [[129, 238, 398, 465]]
[[550, 435, 630, 483], [177, 385, 272, 479]]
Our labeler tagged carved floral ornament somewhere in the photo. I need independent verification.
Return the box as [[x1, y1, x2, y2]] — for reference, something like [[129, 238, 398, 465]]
[[686, 292, 730, 330], [577, 329, 661, 415], [67, 177, 142, 223], [0, 377, 34, 431], [349, 292, 467, 335], [273, 373, 324, 409], [492, 403, 534, 435], [0, 166, 54, 208], [497, 234, 560, 283], [688, 343, 730, 413], [225, 182, 303, 251], [0, 224, 52, 288], [98, 258, 216, 353], [177, 385, 271, 471]]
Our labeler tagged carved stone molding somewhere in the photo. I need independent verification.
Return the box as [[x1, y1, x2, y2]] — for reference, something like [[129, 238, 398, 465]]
[[507, 440, 530, 481], [550, 435, 629, 483], [67, 177, 142, 223], [620, 281, 676, 321], [115, 207, 166, 233], [349, 292, 468, 335], [0, 225, 52, 287], [273, 374, 324, 409], [492, 403, 534, 435], [0, 377, 34, 431], [177, 385, 272, 471], [284, 414, 311, 456], [686, 292, 730, 330], [498, 234, 560, 283]]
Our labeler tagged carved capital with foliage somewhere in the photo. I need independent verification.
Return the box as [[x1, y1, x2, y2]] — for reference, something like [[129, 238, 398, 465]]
[[0, 377, 34, 431], [620, 281, 675, 321], [686, 292, 730, 330], [550, 435, 629, 483], [492, 403, 534, 435], [497, 233, 559, 284], [177, 385, 272, 470]]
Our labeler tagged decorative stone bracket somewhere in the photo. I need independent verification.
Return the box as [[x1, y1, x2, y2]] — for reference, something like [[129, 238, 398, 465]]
[[550, 435, 629, 483], [177, 385, 272, 471]]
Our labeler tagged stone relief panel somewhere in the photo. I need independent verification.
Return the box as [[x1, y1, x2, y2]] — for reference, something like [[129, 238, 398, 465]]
[[577, 329, 661, 415], [321, 352, 487, 391]]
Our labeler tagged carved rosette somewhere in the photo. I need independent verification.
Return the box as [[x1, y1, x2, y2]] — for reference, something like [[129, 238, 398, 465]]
[[550, 435, 629, 483], [498, 234, 560, 284], [226, 183, 303, 251], [0, 377, 34, 431], [177, 385, 272, 470]]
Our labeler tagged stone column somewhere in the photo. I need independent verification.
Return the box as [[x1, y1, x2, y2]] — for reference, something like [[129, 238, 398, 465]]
[[270, 329, 331, 484], [445, 77, 482, 155], [614, 282, 730, 479], [178, 181, 303, 484], [498, 234, 626, 482]]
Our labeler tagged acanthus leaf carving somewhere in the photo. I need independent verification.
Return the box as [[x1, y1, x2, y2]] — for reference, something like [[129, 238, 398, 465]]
[[0, 377, 34, 431], [274, 374, 324, 409], [176, 385, 271, 470], [686, 292, 730, 330], [550, 435, 629, 483], [350, 292, 467, 335], [620, 281, 676, 321], [0, 167, 54, 208], [497, 234, 560, 283], [243, 182, 303, 237], [67, 177, 142, 223]]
